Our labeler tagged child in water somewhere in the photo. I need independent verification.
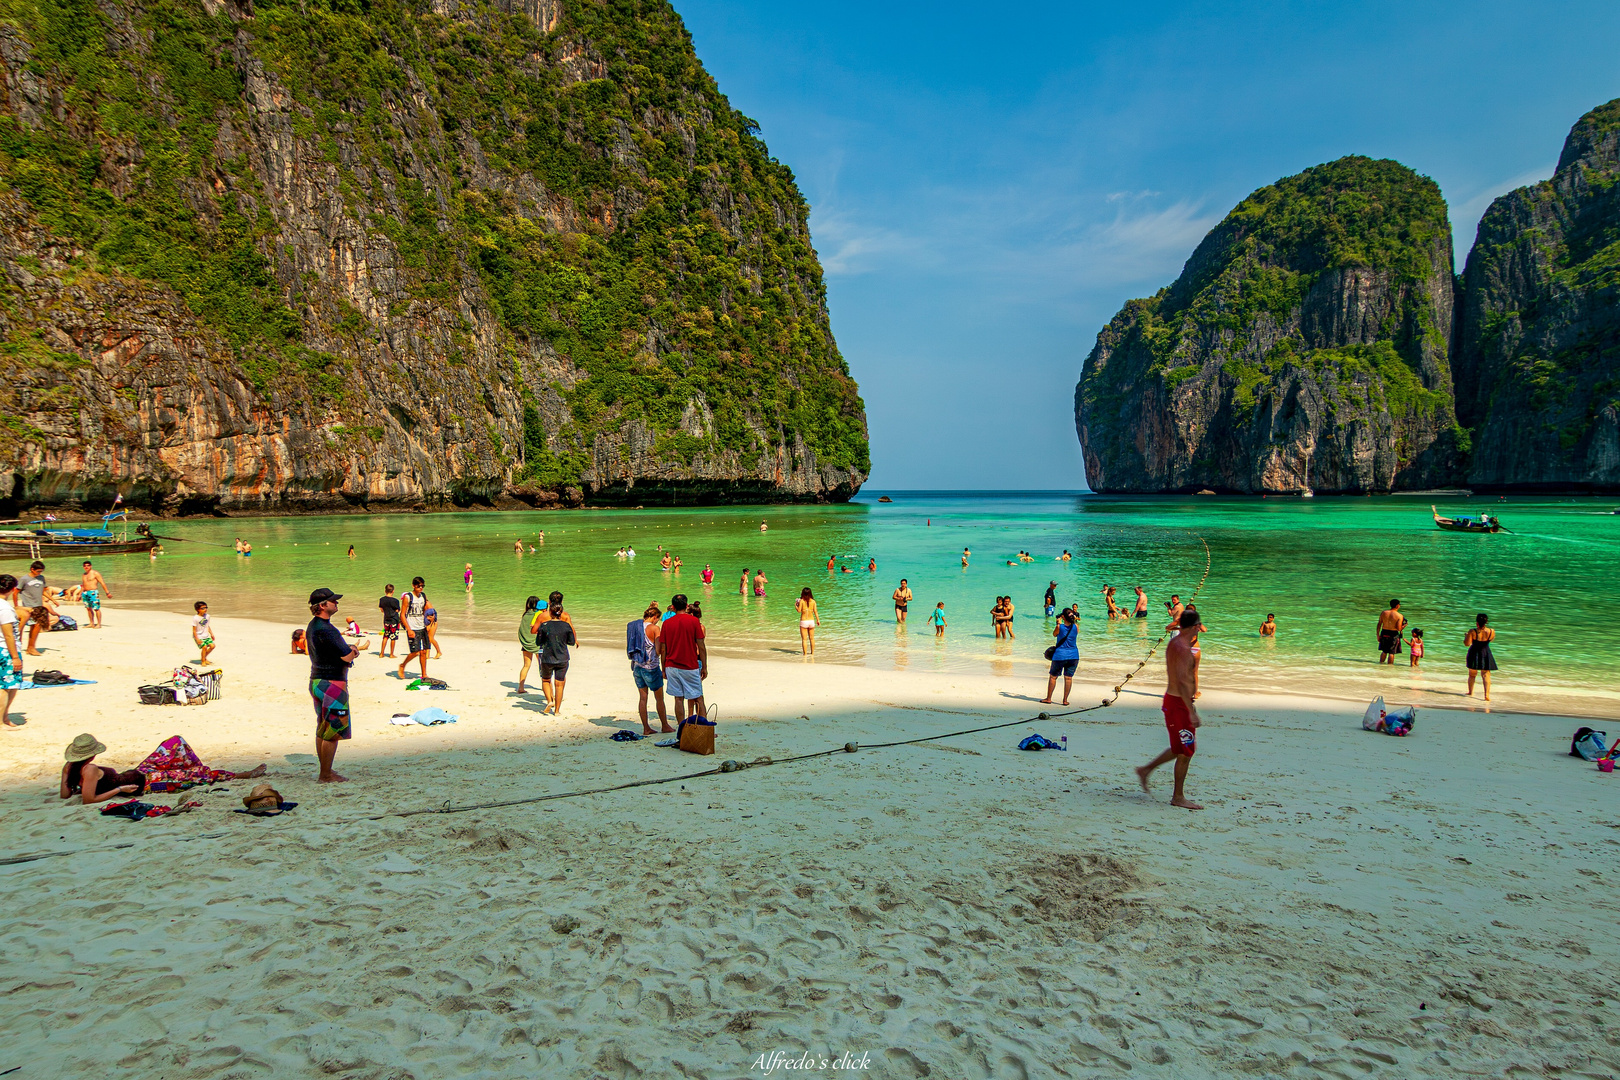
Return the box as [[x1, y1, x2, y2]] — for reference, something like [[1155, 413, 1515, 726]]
[[1407, 628, 1424, 668], [930, 602, 947, 637]]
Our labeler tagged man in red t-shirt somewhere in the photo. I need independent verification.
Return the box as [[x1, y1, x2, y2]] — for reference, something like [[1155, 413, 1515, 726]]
[[659, 593, 708, 722]]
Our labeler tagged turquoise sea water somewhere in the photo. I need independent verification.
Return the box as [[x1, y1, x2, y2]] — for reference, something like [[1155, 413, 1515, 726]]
[[88, 492, 1620, 718]]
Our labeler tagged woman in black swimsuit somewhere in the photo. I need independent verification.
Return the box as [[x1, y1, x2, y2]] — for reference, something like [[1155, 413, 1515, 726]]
[[1464, 612, 1498, 701], [59, 733, 146, 804]]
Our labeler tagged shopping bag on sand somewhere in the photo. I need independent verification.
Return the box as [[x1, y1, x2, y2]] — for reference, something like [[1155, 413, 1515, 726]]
[[1571, 728, 1609, 761], [1362, 697, 1386, 731], [1382, 705, 1416, 736], [678, 717, 716, 756]]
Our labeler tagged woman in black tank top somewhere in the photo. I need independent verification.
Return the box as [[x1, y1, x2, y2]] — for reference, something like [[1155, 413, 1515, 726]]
[[60, 734, 147, 804]]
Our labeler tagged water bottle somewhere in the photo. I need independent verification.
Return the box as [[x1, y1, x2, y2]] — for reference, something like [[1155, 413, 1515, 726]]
[[1061, 735, 1068, 752]]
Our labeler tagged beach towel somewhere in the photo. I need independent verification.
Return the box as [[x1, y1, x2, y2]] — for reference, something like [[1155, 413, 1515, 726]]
[[1018, 734, 1065, 751], [23, 677, 95, 688], [388, 706, 458, 726], [100, 800, 169, 820], [234, 801, 298, 817], [136, 735, 239, 792]]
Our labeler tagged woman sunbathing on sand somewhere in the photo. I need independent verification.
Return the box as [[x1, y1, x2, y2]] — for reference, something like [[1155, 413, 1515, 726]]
[[61, 733, 265, 805]]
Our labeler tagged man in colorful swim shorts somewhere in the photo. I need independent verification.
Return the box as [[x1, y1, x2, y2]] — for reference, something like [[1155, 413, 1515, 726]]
[[306, 587, 358, 783], [80, 560, 110, 629], [1135, 607, 1204, 810]]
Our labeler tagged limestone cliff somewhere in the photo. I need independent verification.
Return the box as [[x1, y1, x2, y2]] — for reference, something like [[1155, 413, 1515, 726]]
[[1452, 99, 1620, 492], [1075, 156, 1466, 494], [0, 0, 868, 514]]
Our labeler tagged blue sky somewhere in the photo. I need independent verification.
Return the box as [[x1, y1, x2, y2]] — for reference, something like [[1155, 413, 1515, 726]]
[[676, 0, 1620, 491]]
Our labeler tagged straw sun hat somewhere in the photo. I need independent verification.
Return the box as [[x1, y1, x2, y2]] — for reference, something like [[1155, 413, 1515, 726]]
[[65, 734, 106, 762], [242, 783, 283, 810]]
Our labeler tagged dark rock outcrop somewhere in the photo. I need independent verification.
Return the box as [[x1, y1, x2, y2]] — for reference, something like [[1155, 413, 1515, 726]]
[[1076, 157, 1465, 494], [1452, 99, 1620, 492], [0, 0, 867, 515]]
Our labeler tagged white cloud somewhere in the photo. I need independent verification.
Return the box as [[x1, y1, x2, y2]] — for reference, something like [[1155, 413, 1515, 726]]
[[1448, 162, 1557, 260], [812, 210, 921, 276]]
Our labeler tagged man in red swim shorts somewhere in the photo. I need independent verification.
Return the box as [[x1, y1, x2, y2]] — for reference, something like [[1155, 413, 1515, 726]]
[[1135, 608, 1204, 810]]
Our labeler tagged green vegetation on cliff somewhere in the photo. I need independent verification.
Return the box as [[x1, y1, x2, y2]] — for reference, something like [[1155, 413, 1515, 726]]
[[1159, 156, 1451, 382], [1076, 156, 1463, 493], [1454, 98, 1620, 487], [0, 0, 868, 492]]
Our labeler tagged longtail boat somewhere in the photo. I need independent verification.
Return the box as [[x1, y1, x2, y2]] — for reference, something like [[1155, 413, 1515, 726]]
[[1432, 505, 1505, 533]]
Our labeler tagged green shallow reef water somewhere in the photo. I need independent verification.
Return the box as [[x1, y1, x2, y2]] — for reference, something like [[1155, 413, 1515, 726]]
[[82, 492, 1620, 719]]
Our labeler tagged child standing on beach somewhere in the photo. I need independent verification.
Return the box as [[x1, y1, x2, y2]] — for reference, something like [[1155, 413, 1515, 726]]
[[1408, 628, 1424, 668], [191, 601, 216, 663], [931, 602, 947, 637], [463, 563, 474, 593]]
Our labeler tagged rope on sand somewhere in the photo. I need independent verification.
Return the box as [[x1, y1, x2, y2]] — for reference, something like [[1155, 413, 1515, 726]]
[[1, 536, 1213, 850], [376, 536, 1213, 820]]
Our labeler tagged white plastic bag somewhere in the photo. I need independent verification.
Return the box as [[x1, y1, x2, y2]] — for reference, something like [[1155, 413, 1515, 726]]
[[1362, 696, 1386, 731]]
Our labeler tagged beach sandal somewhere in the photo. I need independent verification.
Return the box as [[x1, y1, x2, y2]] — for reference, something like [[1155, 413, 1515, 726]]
[[654, 736, 679, 748]]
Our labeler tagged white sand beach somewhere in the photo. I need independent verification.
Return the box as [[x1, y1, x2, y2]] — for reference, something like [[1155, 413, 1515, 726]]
[[0, 609, 1614, 1079]]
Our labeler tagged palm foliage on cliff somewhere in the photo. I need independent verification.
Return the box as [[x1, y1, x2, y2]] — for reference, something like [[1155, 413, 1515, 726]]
[[0, 0, 868, 487]]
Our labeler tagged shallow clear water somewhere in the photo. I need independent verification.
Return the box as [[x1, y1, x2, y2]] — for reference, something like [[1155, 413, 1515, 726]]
[[75, 491, 1620, 717]]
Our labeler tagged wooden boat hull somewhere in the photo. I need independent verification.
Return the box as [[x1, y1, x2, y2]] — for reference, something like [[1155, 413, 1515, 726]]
[[0, 537, 157, 558], [1430, 505, 1502, 533]]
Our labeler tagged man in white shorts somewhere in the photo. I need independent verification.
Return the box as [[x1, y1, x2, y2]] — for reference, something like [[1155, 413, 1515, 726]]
[[658, 593, 708, 722]]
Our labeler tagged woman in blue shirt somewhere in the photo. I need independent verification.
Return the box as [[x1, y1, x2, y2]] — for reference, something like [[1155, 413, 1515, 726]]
[[1040, 609, 1081, 706]]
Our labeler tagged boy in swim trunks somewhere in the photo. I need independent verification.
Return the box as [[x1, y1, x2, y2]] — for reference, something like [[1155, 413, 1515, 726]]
[[1135, 608, 1204, 810], [192, 601, 216, 663], [80, 560, 110, 628]]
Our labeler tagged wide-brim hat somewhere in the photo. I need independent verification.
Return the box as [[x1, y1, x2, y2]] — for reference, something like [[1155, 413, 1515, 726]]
[[243, 783, 283, 809], [65, 733, 106, 762]]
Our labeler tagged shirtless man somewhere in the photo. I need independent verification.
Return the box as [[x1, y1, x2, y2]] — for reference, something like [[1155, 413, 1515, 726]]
[[1164, 594, 1184, 633], [961, 548, 970, 568], [1377, 599, 1405, 665], [80, 560, 110, 629], [893, 579, 913, 623], [1133, 586, 1148, 619], [1136, 608, 1205, 810]]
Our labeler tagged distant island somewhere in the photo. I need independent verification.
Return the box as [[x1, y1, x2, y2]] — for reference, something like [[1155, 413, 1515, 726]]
[[0, 0, 869, 517], [1075, 98, 1620, 495]]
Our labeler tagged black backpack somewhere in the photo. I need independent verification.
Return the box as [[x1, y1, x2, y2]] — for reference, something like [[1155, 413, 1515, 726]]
[[30, 669, 72, 685], [138, 684, 178, 705]]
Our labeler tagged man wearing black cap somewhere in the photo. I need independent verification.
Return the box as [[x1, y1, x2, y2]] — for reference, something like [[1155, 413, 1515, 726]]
[[307, 588, 358, 783]]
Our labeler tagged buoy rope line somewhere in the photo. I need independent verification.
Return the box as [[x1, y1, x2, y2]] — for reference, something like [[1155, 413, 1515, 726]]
[[378, 536, 1212, 820]]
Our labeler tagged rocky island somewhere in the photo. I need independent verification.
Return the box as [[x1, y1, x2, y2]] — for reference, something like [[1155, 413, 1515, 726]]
[[1076, 99, 1620, 494], [0, 0, 869, 515]]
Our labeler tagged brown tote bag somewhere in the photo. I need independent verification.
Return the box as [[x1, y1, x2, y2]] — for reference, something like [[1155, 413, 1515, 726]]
[[678, 717, 716, 756]]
